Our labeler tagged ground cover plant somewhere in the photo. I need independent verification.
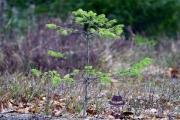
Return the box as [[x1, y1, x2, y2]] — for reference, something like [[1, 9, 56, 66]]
[[0, 7, 180, 120]]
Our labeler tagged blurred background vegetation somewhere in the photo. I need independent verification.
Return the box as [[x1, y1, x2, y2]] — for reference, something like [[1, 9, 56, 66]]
[[3, 0, 180, 37], [0, 0, 180, 73]]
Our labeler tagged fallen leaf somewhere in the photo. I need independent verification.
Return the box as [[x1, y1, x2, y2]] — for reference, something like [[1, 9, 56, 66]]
[[29, 105, 40, 113], [86, 106, 97, 116], [166, 67, 180, 79], [16, 107, 30, 114]]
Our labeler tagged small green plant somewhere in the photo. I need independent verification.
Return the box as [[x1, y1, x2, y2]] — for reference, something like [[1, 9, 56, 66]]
[[47, 50, 64, 59], [73, 9, 124, 115], [32, 69, 61, 87], [84, 65, 111, 85], [135, 35, 157, 47], [117, 57, 153, 77], [31, 68, 78, 87], [63, 69, 80, 84], [46, 23, 75, 36], [98, 72, 111, 85], [31, 68, 79, 115], [46, 9, 123, 117], [46, 9, 123, 39], [46, 24, 57, 29], [72, 9, 123, 39], [31, 68, 42, 77], [47, 70, 62, 87]]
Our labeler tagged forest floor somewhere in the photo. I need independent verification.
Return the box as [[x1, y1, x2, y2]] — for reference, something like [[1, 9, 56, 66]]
[[0, 29, 180, 119], [0, 64, 179, 120]]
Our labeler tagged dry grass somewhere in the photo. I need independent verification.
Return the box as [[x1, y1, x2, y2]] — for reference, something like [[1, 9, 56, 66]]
[[0, 64, 179, 119]]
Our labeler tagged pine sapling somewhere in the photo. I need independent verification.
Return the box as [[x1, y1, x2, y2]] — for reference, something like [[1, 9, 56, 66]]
[[46, 9, 124, 117]]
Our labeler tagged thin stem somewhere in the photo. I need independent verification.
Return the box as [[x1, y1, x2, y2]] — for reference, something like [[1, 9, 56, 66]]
[[87, 33, 90, 65], [45, 76, 51, 115], [83, 31, 90, 117]]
